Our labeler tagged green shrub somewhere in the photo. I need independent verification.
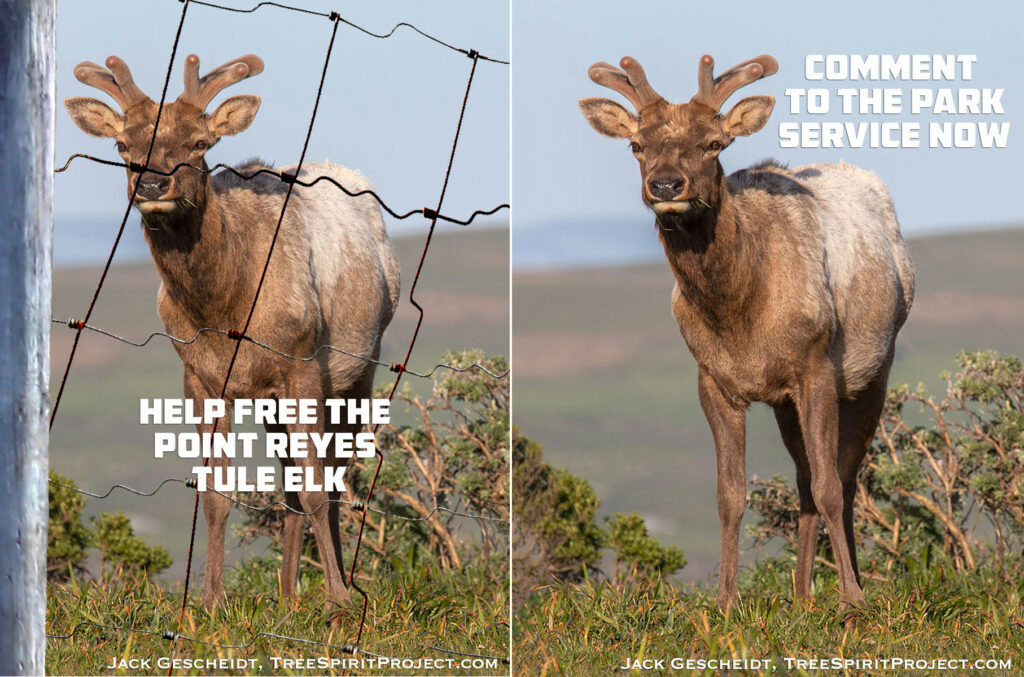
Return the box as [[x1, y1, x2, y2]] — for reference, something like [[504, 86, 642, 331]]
[[47, 471, 171, 581]]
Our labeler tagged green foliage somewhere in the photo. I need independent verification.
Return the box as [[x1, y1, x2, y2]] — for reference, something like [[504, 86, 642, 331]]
[[605, 511, 686, 579], [512, 432, 606, 605], [47, 471, 170, 581], [47, 471, 92, 581], [513, 432, 684, 609], [90, 511, 171, 579]]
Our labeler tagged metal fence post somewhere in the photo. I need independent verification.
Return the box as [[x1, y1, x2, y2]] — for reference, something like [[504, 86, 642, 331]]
[[0, 0, 55, 673]]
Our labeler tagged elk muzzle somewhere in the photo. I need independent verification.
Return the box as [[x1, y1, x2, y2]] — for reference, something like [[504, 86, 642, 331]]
[[134, 172, 177, 214], [645, 175, 697, 214]]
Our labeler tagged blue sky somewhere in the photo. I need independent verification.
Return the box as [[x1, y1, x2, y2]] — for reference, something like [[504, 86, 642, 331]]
[[513, 0, 1024, 237], [56, 0, 509, 241]]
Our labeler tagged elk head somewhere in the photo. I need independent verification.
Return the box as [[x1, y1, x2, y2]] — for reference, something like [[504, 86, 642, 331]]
[[65, 54, 264, 220], [580, 55, 777, 216]]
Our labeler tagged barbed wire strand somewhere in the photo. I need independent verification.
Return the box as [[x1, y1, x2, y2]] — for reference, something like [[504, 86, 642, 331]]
[[349, 48, 481, 650], [171, 13, 340, 672], [187, 0, 509, 64], [48, 476, 189, 500], [48, 474, 505, 532], [52, 318, 510, 379], [49, 0, 191, 430], [54, 154, 509, 227]]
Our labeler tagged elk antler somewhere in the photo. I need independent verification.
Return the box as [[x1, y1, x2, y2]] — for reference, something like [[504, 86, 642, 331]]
[[588, 56, 665, 112], [691, 54, 778, 111], [178, 54, 265, 110], [73, 56, 152, 111]]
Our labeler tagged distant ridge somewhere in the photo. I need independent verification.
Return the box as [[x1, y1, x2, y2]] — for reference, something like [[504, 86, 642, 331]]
[[514, 216, 662, 270]]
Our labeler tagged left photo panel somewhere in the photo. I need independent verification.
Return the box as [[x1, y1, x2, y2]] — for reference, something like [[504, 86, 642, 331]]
[[46, 1, 509, 674]]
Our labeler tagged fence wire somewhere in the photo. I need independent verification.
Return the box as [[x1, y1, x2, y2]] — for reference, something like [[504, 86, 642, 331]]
[[48, 475, 506, 524], [49, 0, 510, 669], [53, 155, 510, 226], [52, 318, 510, 379]]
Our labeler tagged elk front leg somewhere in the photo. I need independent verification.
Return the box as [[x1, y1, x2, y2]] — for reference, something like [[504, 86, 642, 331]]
[[796, 351, 866, 609], [184, 369, 233, 609], [697, 368, 747, 610], [287, 366, 352, 620]]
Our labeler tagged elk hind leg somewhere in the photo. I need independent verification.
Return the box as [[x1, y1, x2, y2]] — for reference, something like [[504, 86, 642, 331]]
[[837, 361, 892, 590], [773, 399, 819, 600]]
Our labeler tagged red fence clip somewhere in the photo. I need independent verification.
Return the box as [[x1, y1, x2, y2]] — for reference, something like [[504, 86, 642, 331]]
[[390, 362, 405, 374], [67, 318, 85, 330], [227, 329, 244, 341]]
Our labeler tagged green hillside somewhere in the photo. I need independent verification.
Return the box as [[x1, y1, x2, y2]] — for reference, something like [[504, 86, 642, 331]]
[[513, 227, 1024, 581]]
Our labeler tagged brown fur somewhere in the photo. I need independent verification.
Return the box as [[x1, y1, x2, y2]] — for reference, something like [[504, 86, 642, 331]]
[[66, 55, 400, 622], [582, 56, 913, 611]]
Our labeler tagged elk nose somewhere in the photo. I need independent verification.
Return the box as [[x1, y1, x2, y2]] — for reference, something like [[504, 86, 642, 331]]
[[647, 177, 686, 201], [136, 174, 172, 201]]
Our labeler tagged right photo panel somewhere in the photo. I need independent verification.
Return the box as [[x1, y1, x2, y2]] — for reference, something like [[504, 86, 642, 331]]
[[512, 0, 1024, 673]]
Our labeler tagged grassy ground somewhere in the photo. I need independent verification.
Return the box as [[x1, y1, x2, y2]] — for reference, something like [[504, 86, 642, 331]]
[[47, 560, 509, 676], [514, 562, 1024, 676], [513, 227, 1024, 581]]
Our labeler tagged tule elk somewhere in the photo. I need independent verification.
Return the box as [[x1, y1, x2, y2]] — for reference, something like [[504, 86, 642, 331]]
[[65, 54, 400, 620], [580, 54, 914, 611]]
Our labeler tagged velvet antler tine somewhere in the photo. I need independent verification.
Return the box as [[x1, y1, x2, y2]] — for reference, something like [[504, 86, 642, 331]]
[[104, 56, 150, 109], [182, 54, 201, 105], [73, 58, 151, 111], [587, 57, 665, 112], [619, 56, 664, 110], [588, 61, 645, 111], [179, 54, 265, 110], [695, 55, 715, 107], [709, 55, 778, 110], [693, 54, 778, 112]]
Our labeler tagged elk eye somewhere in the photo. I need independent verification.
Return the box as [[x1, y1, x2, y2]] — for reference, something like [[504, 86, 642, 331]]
[[629, 142, 643, 154], [193, 139, 209, 151], [707, 140, 723, 152], [115, 142, 127, 153]]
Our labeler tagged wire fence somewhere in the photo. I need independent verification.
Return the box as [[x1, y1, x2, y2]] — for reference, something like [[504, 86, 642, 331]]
[[47, 0, 510, 670]]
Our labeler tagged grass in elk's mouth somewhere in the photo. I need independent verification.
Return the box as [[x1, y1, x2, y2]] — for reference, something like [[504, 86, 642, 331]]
[[177, 196, 198, 209], [692, 197, 712, 209], [655, 212, 673, 232]]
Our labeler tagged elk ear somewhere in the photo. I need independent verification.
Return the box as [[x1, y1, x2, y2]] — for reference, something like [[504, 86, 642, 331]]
[[208, 95, 260, 137], [721, 95, 774, 138], [579, 97, 638, 138], [64, 97, 124, 138]]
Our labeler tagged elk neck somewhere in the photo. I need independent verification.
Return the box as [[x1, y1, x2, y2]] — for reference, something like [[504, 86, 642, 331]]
[[655, 177, 766, 332], [140, 183, 253, 324]]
